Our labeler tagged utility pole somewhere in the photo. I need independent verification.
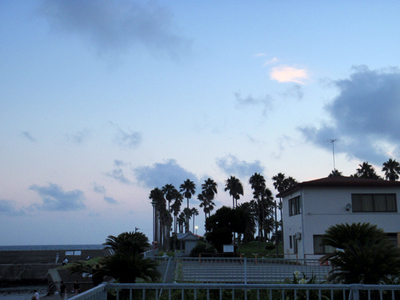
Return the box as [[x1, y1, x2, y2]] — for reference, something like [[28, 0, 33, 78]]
[[330, 139, 337, 170]]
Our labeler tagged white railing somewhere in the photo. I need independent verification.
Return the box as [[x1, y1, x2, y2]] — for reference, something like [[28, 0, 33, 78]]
[[70, 282, 400, 300]]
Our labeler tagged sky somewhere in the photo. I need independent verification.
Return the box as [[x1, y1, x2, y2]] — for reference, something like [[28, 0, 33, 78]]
[[2, 0, 400, 246]]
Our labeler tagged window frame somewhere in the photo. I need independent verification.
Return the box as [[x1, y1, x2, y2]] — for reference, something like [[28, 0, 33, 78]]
[[313, 235, 335, 254], [351, 193, 397, 212], [289, 196, 301, 216]]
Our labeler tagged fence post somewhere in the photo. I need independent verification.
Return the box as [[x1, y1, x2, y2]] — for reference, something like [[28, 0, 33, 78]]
[[244, 257, 247, 284], [349, 284, 360, 300]]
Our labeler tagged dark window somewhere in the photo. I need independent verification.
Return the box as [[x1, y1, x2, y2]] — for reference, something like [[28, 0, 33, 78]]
[[289, 196, 301, 216], [313, 235, 335, 254], [352, 194, 397, 212], [289, 236, 292, 249]]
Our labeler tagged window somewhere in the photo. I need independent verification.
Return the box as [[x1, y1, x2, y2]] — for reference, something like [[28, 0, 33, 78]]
[[289, 196, 301, 216], [289, 236, 292, 249], [352, 194, 397, 212], [313, 235, 335, 254]]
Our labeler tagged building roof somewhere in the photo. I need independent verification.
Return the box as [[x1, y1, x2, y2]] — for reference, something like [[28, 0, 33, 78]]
[[277, 176, 400, 198], [176, 232, 199, 241]]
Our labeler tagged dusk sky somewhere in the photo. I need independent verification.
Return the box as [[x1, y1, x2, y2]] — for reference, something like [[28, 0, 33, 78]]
[[2, 1, 400, 246]]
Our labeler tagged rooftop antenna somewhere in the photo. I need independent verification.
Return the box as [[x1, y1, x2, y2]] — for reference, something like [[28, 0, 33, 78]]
[[330, 139, 337, 170]]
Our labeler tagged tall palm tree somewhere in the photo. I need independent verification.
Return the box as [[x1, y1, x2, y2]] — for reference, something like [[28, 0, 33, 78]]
[[180, 179, 196, 233], [236, 201, 256, 243], [272, 173, 298, 254], [225, 176, 244, 208], [149, 188, 164, 246], [382, 158, 400, 181], [249, 173, 266, 248], [177, 212, 186, 233], [191, 207, 199, 233], [162, 184, 176, 211], [198, 178, 218, 233], [354, 162, 380, 179]]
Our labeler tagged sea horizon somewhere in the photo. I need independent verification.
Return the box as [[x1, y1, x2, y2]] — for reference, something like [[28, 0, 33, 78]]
[[0, 244, 104, 251]]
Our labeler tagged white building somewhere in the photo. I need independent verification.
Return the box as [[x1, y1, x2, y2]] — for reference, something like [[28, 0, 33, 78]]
[[278, 176, 400, 260]]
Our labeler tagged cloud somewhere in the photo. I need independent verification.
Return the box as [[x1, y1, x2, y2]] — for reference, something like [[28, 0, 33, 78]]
[[280, 84, 304, 100], [300, 66, 400, 164], [270, 66, 309, 84], [104, 196, 118, 204], [29, 183, 85, 211], [65, 129, 90, 144], [216, 154, 264, 178], [263, 57, 279, 66], [93, 182, 106, 194], [134, 159, 198, 188], [105, 168, 132, 185], [235, 92, 273, 116], [21, 131, 36, 142], [37, 0, 191, 59], [109, 122, 142, 148], [0, 200, 25, 216]]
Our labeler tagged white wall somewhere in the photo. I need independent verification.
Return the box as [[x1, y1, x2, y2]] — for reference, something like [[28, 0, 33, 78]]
[[283, 185, 400, 259]]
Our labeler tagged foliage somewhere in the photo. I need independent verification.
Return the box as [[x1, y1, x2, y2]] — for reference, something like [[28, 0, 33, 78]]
[[320, 222, 400, 284], [103, 231, 150, 255], [237, 241, 280, 258], [281, 271, 328, 300], [189, 242, 216, 257], [68, 231, 160, 284], [225, 176, 244, 208], [382, 158, 400, 181], [101, 252, 159, 283], [205, 206, 234, 252], [353, 162, 381, 179]]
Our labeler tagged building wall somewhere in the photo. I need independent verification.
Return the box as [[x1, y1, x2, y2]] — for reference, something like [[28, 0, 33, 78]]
[[283, 185, 400, 260]]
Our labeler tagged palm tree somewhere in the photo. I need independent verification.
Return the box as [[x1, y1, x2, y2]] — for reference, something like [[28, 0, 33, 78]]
[[198, 178, 218, 234], [382, 158, 400, 181], [101, 251, 160, 283], [236, 201, 256, 243], [249, 173, 266, 248], [354, 162, 380, 179], [272, 173, 298, 254], [190, 207, 199, 233], [225, 176, 244, 208], [180, 179, 196, 233], [162, 184, 176, 211], [328, 169, 343, 177], [103, 231, 150, 255], [320, 222, 400, 284], [149, 188, 164, 246], [177, 212, 186, 233]]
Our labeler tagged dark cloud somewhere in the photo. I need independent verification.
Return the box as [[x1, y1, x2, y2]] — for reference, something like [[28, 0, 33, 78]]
[[134, 159, 198, 188], [21, 131, 36, 142], [0, 200, 25, 216], [105, 168, 132, 185], [93, 182, 106, 194], [235, 93, 273, 116], [38, 0, 191, 59], [216, 154, 264, 178], [104, 196, 118, 204], [29, 183, 85, 211], [300, 66, 400, 164]]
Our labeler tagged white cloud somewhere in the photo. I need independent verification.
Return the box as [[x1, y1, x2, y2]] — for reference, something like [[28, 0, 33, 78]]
[[270, 66, 309, 84], [263, 57, 279, 66]]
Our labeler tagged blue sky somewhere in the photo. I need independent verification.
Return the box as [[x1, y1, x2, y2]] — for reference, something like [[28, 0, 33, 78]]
[[2, 0, 400, 245]]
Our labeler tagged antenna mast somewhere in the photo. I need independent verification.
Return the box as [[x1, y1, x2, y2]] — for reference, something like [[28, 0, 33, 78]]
[[330, 139, 337, 170]]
